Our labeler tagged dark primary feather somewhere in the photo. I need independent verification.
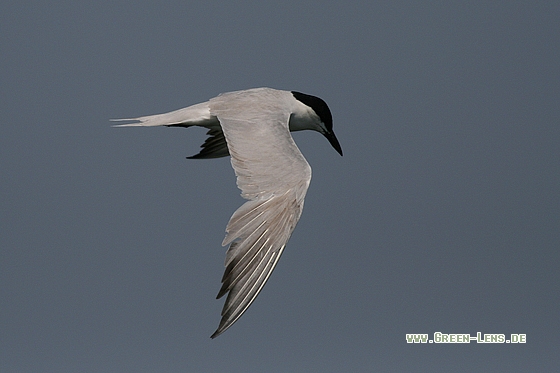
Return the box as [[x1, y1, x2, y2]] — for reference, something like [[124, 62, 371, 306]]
[[168, 124, 230, 159], [187, 128, 230, 159]]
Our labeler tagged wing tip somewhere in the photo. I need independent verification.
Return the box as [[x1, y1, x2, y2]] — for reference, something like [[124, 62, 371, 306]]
[[210, 319, 234, 339], [210, 328, 224, 339]]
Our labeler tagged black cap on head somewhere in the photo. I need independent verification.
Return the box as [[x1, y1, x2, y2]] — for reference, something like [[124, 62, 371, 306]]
[[291, 91, 342, 156], [291, 91, 333, 131]]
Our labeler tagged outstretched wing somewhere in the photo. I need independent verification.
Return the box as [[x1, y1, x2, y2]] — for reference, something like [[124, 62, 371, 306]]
[[209, 89, 312, 338]]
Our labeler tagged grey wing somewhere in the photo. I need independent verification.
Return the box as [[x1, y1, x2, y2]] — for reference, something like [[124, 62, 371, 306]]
[[209, 89, 312, 338]]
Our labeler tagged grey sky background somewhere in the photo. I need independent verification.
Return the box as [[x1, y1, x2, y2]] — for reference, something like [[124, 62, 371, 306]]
[[1, 1, 559, 372]]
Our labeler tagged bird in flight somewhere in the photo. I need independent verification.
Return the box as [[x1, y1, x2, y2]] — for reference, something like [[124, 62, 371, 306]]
[[113, 87, 342, 338]]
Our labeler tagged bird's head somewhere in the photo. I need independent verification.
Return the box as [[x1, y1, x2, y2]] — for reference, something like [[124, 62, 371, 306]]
[[290, 91, 343, 156]]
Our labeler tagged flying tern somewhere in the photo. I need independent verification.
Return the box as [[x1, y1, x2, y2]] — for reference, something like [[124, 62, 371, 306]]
[[113, 87, 342, 338]]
